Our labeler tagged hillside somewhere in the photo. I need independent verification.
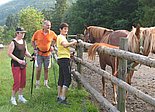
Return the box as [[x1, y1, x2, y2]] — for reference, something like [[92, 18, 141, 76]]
[[0, 0, 76, 25]]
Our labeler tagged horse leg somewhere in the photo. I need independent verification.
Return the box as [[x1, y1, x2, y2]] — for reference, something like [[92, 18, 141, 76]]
[[102, 76, 106, 97], [112, 57, 118, 105], [126, 70, 134, 85], [112, 77, 118, 104], [126, 70, 134, 99], [99, 54, 107, 97], [101, 65, 106, 97], [112, 81, 117, 105]]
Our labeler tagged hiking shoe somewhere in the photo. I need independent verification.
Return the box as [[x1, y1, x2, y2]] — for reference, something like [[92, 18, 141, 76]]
[[10, 97, 17, 105], [59, 98, 70, 105], [57, 97, 62, 102], [44, 84, 50, 89], [18, 96, 27, 103], [35, 84, 40, 89]]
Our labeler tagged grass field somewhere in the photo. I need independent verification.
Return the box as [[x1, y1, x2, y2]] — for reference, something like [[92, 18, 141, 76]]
[[0, 46, 99, 112]]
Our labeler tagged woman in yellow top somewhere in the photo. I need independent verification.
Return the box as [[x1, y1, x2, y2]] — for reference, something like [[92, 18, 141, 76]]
[[56, 23, 77, 104]]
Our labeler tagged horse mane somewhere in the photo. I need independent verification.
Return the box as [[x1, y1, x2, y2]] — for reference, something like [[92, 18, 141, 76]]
[[88, 26, 113, 43], [128, 25, 155, 55], [88, 43, 118, 60], [143, 27, 155, 54], [127, 26, 140, 53]]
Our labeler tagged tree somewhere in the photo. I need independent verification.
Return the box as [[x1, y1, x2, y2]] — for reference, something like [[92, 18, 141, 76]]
[[52, 0, 68, 34], [63, 0, 140, 34], [5, 14, 19, 30], [139, 0, 155, 27], [19, 7, 44, 41]]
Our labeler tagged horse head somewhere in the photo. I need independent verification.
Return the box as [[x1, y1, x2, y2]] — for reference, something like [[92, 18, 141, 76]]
[[84, 25, 92, 43], [127, 25, 141, 54]]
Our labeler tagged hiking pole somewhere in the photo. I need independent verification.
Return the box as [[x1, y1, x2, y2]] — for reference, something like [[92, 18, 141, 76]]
[[30, 53, 35, 97], [52, 51, 57, 90]]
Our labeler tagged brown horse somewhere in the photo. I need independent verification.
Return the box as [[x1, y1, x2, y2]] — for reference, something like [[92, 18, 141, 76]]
[[126, 26, 155, 85], [84, 26, 114, 43], [85, 25, 155, 104], [84, 26, 130, 104]]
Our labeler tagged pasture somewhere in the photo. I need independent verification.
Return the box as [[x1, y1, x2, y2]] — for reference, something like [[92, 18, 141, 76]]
[[0, 46, 99, 112]]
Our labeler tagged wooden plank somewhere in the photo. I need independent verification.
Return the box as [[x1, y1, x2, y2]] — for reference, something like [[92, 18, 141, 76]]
[[117, 38, 128, 112], [76, 35, 83, 88], [79, 41, 155, 68], [72, 70, 119, 112]]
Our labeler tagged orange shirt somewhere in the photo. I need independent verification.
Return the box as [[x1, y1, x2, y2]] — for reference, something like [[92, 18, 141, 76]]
[[32, 29, 57, 56]]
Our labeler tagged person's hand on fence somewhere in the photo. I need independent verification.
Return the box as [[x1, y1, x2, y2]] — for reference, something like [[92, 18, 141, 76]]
[[70, 39, 77, 46]]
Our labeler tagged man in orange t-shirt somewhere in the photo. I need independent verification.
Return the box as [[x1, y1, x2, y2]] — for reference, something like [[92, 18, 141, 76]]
[[31, 20, 57, 89]]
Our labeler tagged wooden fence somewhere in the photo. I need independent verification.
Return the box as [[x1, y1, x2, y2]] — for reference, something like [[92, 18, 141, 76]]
[[68, 35, 155, 112]]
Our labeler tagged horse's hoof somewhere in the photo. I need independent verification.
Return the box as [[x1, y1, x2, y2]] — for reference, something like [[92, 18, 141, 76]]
[[112, 101, 117, 105], [103, 94, 106, 97]]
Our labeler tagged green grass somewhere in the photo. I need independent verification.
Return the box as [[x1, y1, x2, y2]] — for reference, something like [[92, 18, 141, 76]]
[[0, 46, 99, 112]]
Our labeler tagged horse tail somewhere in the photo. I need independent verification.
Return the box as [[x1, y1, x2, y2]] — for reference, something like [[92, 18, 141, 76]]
[[88, 43, 119, 60], [88, 43, 101, 60]]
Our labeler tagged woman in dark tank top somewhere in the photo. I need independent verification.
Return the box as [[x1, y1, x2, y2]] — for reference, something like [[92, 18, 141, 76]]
[[11, 39, 26, 67], [8, 27, 32, 105]]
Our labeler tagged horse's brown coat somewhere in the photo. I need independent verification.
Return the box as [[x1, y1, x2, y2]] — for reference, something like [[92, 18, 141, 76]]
[[85, 25, 155, 104]]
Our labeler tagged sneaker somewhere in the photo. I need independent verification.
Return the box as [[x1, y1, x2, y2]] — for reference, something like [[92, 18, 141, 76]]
[[44, 84, 50, 89], [59, 98, 70, 105], [10, 97, 17, 105], [57, 97, 61, 102], [35, 84, 40, 89], [18, 96, 27, 103]]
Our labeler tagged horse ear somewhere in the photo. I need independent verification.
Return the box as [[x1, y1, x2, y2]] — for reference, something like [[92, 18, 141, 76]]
[[136, 23, 140, 29], [135, 24, 141, 40], [84, 24, 88, 30]]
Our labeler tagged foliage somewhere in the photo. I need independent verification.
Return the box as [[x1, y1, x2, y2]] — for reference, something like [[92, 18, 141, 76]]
[[1, 26, 15, 44], [139, 0, 155, 27], [2, 0, 155, 42], [19, 7, 44, 41], [111, 0, 140, 29], [63, 0, 140, 34], [0, 26, 5, 41], [5, 14, 19, 30], [0, 0, 56, 25], [51, 0, 68, 34], [42, 8, 54, 21]]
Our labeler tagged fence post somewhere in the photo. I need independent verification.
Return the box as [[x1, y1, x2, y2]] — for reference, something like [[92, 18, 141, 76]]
[[76, 34, 83, 88], [117, 37, 128, 112]]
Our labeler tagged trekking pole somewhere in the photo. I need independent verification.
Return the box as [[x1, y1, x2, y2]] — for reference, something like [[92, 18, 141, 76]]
[[30, 53, 35, 97], [52, 51, 57, 90]]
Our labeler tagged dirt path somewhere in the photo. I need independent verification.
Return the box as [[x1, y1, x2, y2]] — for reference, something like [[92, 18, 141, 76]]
[[79, 53, 155, 112]]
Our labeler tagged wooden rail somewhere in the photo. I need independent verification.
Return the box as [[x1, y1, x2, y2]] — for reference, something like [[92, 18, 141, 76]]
[[79, 41, 155, 68]]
